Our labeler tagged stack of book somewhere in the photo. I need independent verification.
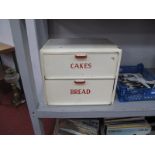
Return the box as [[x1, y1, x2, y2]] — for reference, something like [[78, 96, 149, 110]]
[[54, 119, 99, 135], [102, 117, 151, 135]]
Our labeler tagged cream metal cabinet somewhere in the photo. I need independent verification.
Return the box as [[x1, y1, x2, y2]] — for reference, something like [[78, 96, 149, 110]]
[[40, 38, 122, 105]]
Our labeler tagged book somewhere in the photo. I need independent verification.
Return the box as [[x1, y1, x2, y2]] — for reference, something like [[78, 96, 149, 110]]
[[102, 117, 151, 135], [106, 124, 151, 135], [54, 119, 99, 135]]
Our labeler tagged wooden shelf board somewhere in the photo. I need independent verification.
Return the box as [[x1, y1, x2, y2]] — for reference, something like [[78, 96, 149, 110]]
[[0, 42, 15, 54]]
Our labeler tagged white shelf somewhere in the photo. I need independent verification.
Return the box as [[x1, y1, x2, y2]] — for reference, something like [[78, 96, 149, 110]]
[[10, 19, 155, 134], [37, 98, 155, 118]]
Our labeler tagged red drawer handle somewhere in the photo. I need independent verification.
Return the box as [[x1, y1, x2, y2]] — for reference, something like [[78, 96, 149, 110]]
[[74, 80, 86, 85], [75, 53, 87, 59]]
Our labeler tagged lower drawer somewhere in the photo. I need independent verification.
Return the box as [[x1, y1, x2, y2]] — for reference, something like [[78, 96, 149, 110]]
[[44, 79, 115, 105]]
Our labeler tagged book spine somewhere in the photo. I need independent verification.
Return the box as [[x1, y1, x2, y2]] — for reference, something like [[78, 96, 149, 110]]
[[107, 127, 151, 135]]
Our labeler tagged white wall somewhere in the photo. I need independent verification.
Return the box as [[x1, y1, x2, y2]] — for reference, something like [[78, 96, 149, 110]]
[[0, 19, 15, 68]]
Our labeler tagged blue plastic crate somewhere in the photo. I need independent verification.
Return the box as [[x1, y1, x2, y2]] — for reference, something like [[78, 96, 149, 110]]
[[117, 63, 155, 102]]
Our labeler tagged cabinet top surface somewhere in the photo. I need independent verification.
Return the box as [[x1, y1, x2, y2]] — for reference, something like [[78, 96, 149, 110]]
[[40, 38, 122, 54], [0, 42, 15, 54]]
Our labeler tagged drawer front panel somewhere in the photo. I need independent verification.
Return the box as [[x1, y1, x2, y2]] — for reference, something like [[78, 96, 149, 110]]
[[43, 53, 118, 79], [45, 79, 114, 105]]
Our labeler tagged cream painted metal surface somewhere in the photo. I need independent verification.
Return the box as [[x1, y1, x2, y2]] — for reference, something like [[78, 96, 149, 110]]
[[45, 79, 115, 105], [40, 38, 122, 106], [43, 53, 118, 79], [40, 38, 121, 54]]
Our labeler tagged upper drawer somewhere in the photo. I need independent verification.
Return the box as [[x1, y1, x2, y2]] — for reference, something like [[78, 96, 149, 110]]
[[42, 53, 119, 79]]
